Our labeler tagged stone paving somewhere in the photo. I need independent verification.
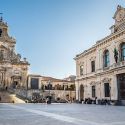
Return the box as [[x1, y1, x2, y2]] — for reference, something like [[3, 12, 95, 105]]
[[0, 103, 125, 125]]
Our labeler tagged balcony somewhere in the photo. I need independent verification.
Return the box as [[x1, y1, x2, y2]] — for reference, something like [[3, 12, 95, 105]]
[[97, 61, 125, 74], [111, 61, 125, 69]]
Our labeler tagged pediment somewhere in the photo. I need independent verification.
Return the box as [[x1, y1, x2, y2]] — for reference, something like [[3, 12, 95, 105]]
[[90, 81, 96, 85], [102, 78, 111, 83]]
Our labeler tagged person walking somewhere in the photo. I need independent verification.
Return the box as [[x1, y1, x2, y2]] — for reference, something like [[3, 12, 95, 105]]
[[95, 97, 98, 104]]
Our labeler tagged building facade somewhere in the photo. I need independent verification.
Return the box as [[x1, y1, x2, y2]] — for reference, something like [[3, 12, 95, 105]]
[[74, 5, 125, 104], [26, 74, 76, 101], [0, 17, 29, 90]]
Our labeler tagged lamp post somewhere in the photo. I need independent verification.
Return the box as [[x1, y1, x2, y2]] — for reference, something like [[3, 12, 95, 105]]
[[47, 80, 51, 104], [48, 80, 51, 96], [63, 82, 68, 101], [41, 82, 44, 99], [109, 86, 111, 102]]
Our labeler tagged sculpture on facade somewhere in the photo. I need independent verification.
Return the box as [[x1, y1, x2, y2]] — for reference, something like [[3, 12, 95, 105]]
[[114, 48, 118, 63]]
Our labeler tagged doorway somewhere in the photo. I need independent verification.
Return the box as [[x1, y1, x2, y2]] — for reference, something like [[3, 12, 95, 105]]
[[13, 81, 18, 89], [80, 84, 84, 101], [117, 73, 125, 100]]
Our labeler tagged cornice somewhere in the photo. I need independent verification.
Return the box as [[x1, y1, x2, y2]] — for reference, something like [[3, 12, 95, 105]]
[[75, 29, 125, 60], [12, 61, 30, 66], [76, 62, 125, 81]]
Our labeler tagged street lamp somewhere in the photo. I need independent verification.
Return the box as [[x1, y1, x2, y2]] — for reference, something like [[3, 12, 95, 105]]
[[47, 80, 51, 104], [48, 80, 51, 96], [63, 82, 67, 100], [109, 86, 111, 102]]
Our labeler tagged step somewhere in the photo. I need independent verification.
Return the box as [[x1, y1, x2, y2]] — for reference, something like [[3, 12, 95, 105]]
[[0, 91, 25, 103]]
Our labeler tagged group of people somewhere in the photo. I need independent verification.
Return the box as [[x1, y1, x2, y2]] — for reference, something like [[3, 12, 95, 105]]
[[83, 97, 111, 105]]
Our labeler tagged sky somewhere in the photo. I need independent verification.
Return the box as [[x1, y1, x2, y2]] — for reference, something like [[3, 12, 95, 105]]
[[0, 0, 125, 78]]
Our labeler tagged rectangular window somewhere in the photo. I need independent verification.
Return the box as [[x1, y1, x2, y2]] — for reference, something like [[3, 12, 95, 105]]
[[104, 83, 110, 97], [91, 61, 95, 72], [80, 65, 83, 76], [31, 78, 39, 89], [92, 85, 96, 97]]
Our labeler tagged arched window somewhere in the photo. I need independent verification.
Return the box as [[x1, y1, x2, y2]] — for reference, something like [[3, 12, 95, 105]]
[[104, 50, 110, 67], [121, 43, 125, 61]]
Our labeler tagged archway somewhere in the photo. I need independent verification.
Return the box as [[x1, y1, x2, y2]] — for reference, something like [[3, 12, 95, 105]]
[[117, 73, 125, 100], [11, 76, 21, 89], [13, 81, 18, 89]]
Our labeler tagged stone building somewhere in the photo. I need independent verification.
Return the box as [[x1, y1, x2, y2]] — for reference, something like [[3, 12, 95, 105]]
[[0, 17, 29, 90], [27, 74, 76, 101], [74, 5, 125, 105]]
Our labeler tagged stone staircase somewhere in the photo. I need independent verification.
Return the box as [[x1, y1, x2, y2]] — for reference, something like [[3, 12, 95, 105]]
[[0, 91, 25, 103]]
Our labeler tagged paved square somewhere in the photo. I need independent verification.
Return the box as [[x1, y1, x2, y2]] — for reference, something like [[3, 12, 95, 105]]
[[0, 103, 125, 125]]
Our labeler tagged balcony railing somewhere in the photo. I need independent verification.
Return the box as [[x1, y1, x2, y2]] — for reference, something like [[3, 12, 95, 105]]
[[112, 61, 125, 69]]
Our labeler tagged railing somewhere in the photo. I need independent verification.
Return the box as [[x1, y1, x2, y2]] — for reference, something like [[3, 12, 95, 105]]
[[7, 87, 16, 94], [16, 89, 29, 99], [111, 61, 125, 69]]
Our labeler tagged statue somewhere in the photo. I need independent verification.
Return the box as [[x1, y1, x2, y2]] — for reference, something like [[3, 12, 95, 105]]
[[114, 48, 118, 63]]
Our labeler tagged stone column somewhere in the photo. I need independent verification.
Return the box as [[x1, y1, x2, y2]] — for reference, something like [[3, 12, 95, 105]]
[[28, 76, 31, 89], [112, 74, 118, 100], [96, 49, 100, 70], [75, 80, 79, 101], [99, 82, 102, 99], [39, 77, 41, 89]]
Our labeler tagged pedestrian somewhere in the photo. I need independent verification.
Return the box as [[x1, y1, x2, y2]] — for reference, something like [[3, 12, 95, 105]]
[[0, 96, 1, 102], [95, 97, 98, 104], [46, 97, 48, 104]]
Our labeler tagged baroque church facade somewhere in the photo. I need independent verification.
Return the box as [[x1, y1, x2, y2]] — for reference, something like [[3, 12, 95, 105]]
[[0, 17, 29, 90], [75, 5, 125, 104]]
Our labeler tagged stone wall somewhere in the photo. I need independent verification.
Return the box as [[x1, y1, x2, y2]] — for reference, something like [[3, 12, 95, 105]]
[[26, 90, 76, 101]]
